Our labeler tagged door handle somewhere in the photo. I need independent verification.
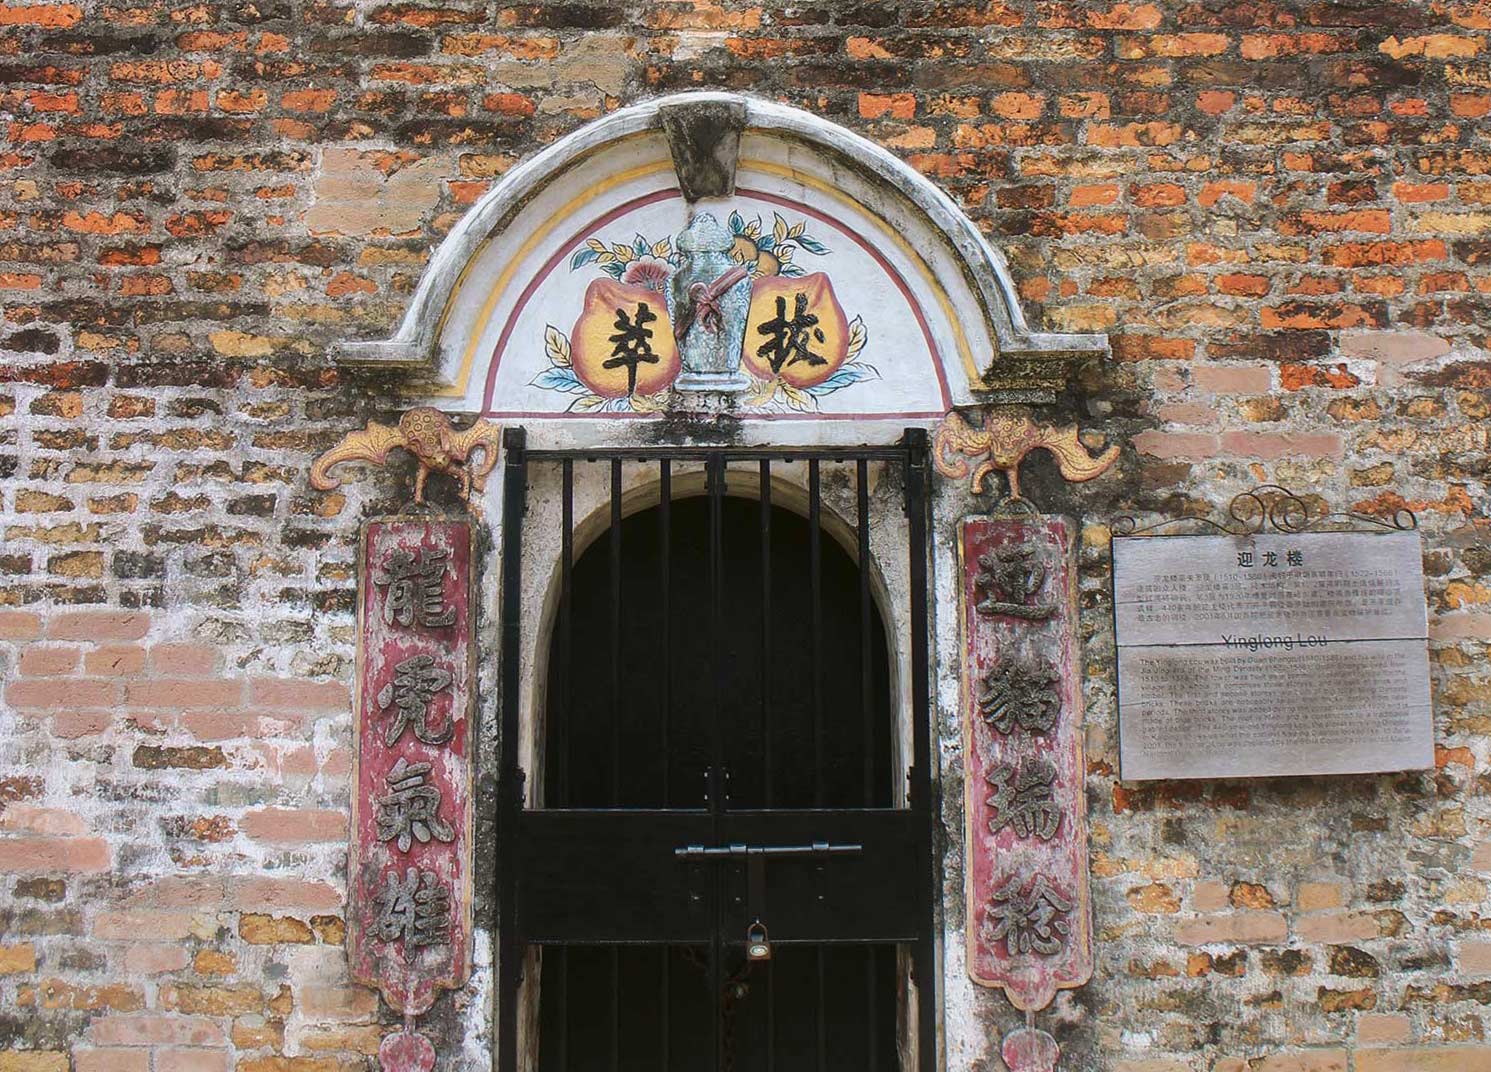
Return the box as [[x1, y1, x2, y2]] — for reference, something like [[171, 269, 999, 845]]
[[673, 841, 862, 860]]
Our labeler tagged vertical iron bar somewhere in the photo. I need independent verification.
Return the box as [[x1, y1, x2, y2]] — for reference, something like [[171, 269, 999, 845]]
[[904, 428, 938, 1072], [610, 947, 620, 1072], [660, 946, 671, 1072], [815, 947, 826, 1072], [555, 947, 568, 1072], [497, 428, 527, 1072], [659, 460, 671, 806], [808, 458, 823, 808], [707, 454, 725, 1072], [610, 458, 622, 808], [857, 458, 872, 807], [559, 459, 573, 808], [865, 946, 876, 1072], [765, 958, 775, 1072], [759, 459, 772, 808]]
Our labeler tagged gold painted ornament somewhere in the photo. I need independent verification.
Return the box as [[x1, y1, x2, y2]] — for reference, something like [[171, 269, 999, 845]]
[[310, 407, 502, 506], [935, 408, 1119, 501]]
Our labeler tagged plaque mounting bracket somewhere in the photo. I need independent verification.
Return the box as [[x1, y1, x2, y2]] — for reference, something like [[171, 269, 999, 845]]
[[1112, 483, 1418, 539]]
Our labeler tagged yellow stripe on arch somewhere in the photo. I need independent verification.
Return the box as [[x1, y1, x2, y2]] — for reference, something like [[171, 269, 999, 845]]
[[428, 156, 980, 400], [429, 156, 677, 399]]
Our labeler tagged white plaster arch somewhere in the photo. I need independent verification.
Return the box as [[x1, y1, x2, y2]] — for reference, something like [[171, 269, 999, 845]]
[[339, 92, 1107, 426]]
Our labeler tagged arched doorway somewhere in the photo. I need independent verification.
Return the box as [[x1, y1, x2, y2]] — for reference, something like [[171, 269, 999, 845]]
[[497, 440, 936, 1072], [539, 493, 895, 1070]]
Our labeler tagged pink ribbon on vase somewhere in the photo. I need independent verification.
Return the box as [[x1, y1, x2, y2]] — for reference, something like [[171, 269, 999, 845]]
[[677, 264, 750, 339]]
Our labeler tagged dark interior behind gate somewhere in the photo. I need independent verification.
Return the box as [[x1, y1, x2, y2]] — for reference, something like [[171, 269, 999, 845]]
[[497, 433, 936, 1072]]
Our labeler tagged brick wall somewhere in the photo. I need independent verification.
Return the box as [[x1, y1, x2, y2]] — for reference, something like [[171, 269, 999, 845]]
[[0, 2, 1489, 1070]]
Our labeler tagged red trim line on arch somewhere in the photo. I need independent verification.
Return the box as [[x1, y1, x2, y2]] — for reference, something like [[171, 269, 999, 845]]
[[478, 186, 952, 417]]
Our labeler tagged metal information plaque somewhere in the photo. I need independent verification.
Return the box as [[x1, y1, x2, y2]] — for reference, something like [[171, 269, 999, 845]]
[[1113, 530, 1433, 781]]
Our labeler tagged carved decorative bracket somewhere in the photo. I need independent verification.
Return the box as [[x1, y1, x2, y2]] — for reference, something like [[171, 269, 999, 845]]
[[934, 408, 1118, 503], [310, 407, 502, 507]]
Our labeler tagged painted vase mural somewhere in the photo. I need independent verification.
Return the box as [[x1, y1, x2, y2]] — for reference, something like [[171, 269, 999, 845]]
[[540, 210, 875, 413], [667, 212, 752, 392]]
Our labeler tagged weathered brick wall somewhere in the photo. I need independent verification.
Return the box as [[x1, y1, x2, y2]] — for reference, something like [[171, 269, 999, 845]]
[[1, 2, 1489, 1071]]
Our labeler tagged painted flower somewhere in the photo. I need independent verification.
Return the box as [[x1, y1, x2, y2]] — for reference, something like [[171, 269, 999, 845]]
[[620, 254, 672, 292]]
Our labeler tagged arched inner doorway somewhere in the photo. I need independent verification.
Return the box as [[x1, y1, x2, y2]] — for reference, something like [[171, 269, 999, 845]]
[[537, 493, 898, 1071]]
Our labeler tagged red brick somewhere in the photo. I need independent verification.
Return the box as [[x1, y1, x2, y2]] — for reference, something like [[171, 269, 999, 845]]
[[228, 877, 342, 913], [89, 1015, 227, 1047], [239, 808, 347, 844], [18, 644, 80, 676], [123, 945, 191, 975], [74, 1050, 150, 1072], [1356, 1047, 1491, 1072], [0, 835, 109, 873], [858, 92, 916, 120], [248, 677, 350, 712], [48, 610, 149, 641], [51, 710, 113, 738], [124, 679, 242, 709], [93, 911, 205, 942], [84, 644, 146, 676], [121, 876, 225, 909], [1132, 431, 1220, 459], [1069, 183, 1120, 207], [1218, 431, 1344, 461], [149, 644, 219, 676], [0, 610, 42, 640], [154, 1051, 228, 1072], [7, 677, 118, 709], [1175, 911, 1288, 945], [0, 2, 82, 27]]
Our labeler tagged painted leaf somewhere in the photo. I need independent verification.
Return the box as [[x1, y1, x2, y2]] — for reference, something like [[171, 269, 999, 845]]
[[779, 382, 816, 412], [531, 366, 587, 393], [773, 212, 788, 244], [570, 247, 600, 270], [544, 324, 572, 367], [796, 235, 829, 256], [728, 210, 745, 234], [846, 314, 868, 360], [651, 237, 671, 258], [568, 394, 608, 413], [805, 363, 877, 396]]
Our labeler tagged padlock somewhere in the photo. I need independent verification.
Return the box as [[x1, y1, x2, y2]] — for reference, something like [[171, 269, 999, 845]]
[[745, 919, 771, 961]]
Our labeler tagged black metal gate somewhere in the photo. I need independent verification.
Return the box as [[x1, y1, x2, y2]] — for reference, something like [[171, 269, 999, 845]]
[[497, 430, 937, 1072]]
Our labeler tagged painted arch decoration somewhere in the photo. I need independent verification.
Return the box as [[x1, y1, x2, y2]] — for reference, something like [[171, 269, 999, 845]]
[[337, 93, 1108, 425]]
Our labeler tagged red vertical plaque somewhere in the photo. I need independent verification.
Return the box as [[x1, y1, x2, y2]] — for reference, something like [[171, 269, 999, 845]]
[[349, 517, 474, 1015], [960, 515, 1092, 1011]]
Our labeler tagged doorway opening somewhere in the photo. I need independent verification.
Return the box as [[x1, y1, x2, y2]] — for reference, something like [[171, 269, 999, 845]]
[[497, 437, 936, 1072]]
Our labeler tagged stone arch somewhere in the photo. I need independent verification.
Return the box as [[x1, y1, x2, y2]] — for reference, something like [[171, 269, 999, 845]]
[[337, 92, 1108, 424]]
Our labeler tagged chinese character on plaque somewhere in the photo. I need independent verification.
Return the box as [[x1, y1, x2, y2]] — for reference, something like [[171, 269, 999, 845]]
[[960, 516, 1093, 1013], [349, 518, 474, 1017]]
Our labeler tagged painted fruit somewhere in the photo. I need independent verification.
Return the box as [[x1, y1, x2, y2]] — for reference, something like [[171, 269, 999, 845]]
[[731, 234, 780, 277], [742, 272, 850, 389], [569, 278, 681, 399]]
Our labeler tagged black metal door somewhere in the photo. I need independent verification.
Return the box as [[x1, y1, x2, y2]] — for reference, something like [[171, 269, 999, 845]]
[[498, 433, 936, 1072]]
